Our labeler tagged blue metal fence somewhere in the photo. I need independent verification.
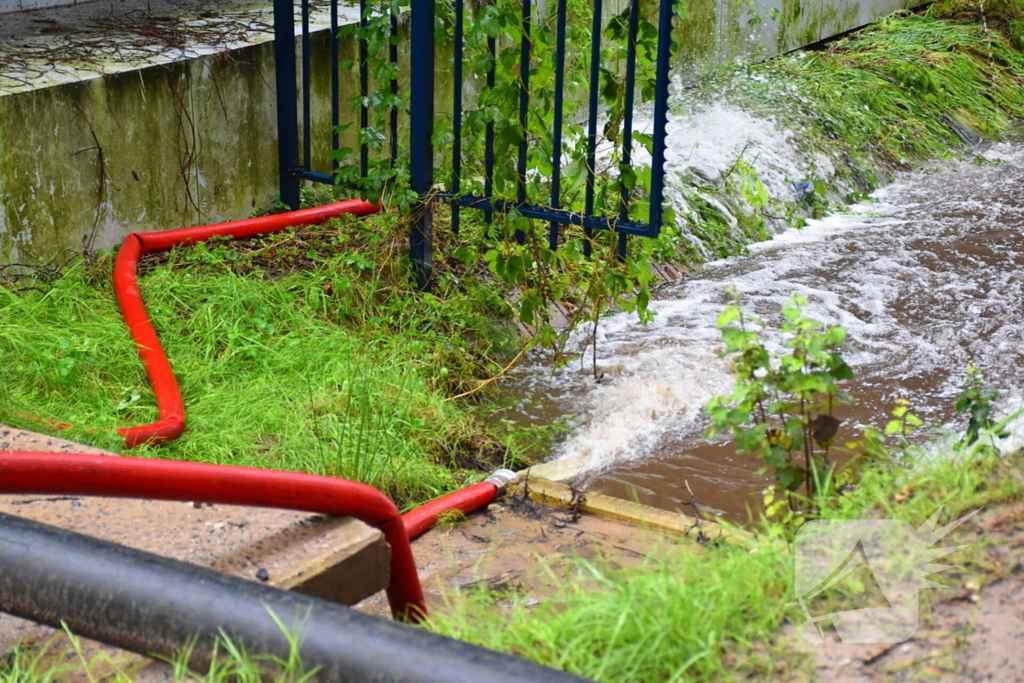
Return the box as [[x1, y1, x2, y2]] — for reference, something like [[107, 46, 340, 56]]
[[273, 0, 679, 288]]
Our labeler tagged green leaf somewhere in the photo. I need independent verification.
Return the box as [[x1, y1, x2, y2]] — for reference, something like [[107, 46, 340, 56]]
[[721, 326, 750, 351], [765, 446, 788, 468], [600, 67, 619, 104], [619, 165, 637, 191], [717, 306, 741, 329], [828, 326, 847, 345], [504, 254, 525, 284], [479, 8, 500, 36], [635, 288, 650, 315], [735, 429, 764, 453], [830, 359, 854, 380], [776, 465, 804, 491], [971, 403, 992, 426], [634, 132, 655, 154]]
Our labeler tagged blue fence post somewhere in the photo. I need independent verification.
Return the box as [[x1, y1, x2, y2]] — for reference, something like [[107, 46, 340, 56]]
[[548, 0, 568, 251], [359, 0, 369, 179], [390, 9, 400, 162], [409, 0, 435, 290], [583, 0, 603, 257], [484, 35, 496, 225], [331, 0, 340, 180], [301, 0, 312, 172], [615, 0, 641, 261], [451, 0, 464, 234], [273, 0, 301, 210], [649, 0, 677, 236]]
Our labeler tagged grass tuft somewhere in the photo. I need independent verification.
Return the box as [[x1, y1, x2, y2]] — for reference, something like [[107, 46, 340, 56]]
[[0, 216, 528, 507], [425, 444, 1024, 682]]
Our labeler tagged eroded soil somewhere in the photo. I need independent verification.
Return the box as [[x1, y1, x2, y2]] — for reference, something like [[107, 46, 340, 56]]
[[786, 502, 1024, 682]]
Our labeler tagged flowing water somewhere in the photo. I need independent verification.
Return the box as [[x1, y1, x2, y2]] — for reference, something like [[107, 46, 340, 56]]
[[509, 131, 1024, 520]]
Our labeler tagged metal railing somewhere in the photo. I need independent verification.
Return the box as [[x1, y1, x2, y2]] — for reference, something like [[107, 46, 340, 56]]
[[274, 0, 679, 288]]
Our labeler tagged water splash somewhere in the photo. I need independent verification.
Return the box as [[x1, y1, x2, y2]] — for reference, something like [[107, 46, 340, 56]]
[[517, 139, 1024, 513]]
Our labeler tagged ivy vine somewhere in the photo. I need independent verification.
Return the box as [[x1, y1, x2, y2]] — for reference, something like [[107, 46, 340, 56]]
[[334, 0, 677, 363]]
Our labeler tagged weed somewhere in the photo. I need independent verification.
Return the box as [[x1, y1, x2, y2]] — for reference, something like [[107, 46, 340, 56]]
[[426, 442, 1024, 682], [705, 293, 856, 505], [0, 618, 321, 683], [720, 10, 1024, 187], [955, 361, 1009, 450]]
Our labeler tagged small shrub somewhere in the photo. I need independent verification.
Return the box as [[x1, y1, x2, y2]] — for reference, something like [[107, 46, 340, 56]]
[[705, 293, 855, 508], [955, 361, 1009, 451]]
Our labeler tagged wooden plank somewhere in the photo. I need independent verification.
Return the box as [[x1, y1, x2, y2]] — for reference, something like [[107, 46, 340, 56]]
[[516, 476, 753, 548]]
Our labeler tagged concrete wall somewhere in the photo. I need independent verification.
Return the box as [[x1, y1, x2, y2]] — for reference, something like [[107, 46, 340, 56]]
[[0, 25, 404, 261], [676, 0, 915, 71], [0, 43, 282, 261], [1, 0, 83, 13], [0, 0, 921, 263]]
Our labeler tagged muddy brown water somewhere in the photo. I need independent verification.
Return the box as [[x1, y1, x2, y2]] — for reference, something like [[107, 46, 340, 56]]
[[506, 144, 1024, 520]]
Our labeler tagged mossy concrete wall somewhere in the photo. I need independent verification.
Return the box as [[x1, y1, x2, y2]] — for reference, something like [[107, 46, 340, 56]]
[[0, 42, 282, 262], [675, 0, 926, 72], [1, 0, 922, 264]]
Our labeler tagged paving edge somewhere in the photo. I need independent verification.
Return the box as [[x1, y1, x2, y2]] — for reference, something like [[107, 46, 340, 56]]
[[512, 476, 754, 549]]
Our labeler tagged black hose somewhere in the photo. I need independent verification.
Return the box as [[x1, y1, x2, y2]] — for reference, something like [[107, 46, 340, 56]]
[[0, 512, 593, 683]]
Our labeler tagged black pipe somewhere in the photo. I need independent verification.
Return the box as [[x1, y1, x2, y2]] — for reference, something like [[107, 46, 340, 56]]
[[0, 513, 592, 683]]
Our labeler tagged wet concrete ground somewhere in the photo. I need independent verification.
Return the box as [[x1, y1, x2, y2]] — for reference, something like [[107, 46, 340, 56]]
[[356, 489, 682, 620]]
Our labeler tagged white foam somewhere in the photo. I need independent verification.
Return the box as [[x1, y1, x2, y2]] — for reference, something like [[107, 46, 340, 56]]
[[995, 394, 1024, 455], [519, 138, 1024, 482]]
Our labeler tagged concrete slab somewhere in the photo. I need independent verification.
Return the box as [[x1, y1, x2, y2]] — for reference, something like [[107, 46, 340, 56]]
[[0, 424, 391, 667], [0, 0, 357, 93]]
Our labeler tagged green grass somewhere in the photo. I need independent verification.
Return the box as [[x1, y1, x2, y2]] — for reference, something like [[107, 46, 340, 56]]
[[4, 4, 1024, 681], [0, 623, 320, 683], [0, 214, 528, 507], [424, 441, 1024, 682], [694, 1, 1024, 196]]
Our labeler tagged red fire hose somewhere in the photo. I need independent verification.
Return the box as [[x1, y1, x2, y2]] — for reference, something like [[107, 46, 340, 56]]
[[0, 451, 426, 620], [110, 199, 378, 447], [4, 202, 520, 622], [0, 448, 517, 620], [403, 475, 514, 540]]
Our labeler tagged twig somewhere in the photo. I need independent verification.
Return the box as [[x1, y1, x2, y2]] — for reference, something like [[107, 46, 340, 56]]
[[442, 342, 532, 402], [720, 142, 754, 181], [681, 479, 713, 546], [74, 103, 118, 252]]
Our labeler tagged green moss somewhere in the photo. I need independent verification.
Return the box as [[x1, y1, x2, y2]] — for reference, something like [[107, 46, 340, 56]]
[[0, 80, 100, 262], [774, 0, 829, 53], [673, 0, 718, 71]]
